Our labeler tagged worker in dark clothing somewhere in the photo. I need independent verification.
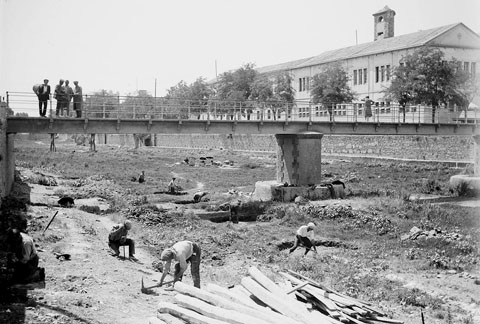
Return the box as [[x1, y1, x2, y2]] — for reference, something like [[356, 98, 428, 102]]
[[7, 229, 45, 283], [108, 220, 137, 261], [193, 191, 208, 203], [229, 199, 241, 224]]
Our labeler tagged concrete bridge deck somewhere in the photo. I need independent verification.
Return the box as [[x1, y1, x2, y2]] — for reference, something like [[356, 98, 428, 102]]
[[6, 117, 479, 136]]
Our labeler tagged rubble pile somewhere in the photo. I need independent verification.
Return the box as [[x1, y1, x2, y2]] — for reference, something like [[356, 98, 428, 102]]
[[152, 266, 403, 324]]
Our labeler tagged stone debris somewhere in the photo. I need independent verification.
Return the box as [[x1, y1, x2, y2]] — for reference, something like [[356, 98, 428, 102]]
[[401, 226, 463, 241]]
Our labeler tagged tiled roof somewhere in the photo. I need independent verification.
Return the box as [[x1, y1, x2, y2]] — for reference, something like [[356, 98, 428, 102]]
[[373, 5, 394, 15], [256, 23, 474, 73], [296, 23, 460, 68]]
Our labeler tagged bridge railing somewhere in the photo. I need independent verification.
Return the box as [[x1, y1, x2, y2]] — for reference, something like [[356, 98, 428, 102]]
[[4, 91, 477, 125]]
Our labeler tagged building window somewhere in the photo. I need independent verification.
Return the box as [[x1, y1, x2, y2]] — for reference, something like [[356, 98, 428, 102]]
[[375, 66, 379, 83], [353, 70, 357, 85], [472, 62, 476, 76], [363, 68, 367, 84], [298, 78, 302, 92], [358, 69, 363, 85], [306, 77, 310, 91], [464, 62, 470, 72], [386, 65, 390, 81], [381, 66, 385, 82]]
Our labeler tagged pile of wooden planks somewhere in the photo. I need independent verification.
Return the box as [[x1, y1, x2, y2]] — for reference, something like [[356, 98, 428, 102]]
[[149, 266, 403, 324]]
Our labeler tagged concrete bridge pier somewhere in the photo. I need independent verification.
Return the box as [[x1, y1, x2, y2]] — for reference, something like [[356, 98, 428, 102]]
[[275, 133, 323, 185], [0, 103, 15, 201], [252, 132, 332, 201]]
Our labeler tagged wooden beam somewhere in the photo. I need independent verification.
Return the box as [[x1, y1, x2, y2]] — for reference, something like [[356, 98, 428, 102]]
[[149, 317, 167, 324], [177, 282, 302, 324], [174, 293, 270, 324], [157, 302, 228, 324], [157, 313, 187, 324], [248, 266, 286, 296], [241, 277, 326, 324], [205, 283, 262, 310], [286, 282, 309, 295]]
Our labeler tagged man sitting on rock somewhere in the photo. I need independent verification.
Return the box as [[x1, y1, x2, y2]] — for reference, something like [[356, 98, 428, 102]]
[[159, 240, 201, 288], [108, 220, 137, 261], [7, 228, 45, 283], [289, 222, 317, 256]]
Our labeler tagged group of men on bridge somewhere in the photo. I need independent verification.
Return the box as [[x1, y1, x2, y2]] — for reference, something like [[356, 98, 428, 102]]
[[34, 78, 83, 118]]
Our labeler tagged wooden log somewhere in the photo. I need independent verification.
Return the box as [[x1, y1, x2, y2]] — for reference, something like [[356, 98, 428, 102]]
[[367, 315, 404, 324], [157, 313, 187, 324], [205, 283, 263, 310], [310, 311, 344, 324], [248, 266, 287, 296], [149, 317, 167, 324], [351, 306, 369, 316], [230, 285, 269, 308], [241, 277, 326, 324], [157, 302, 229, 324], [174, 293, 270, 324], [287, 269, 387, 316], [286, 282, 309, 295], [180, 282, 303, 324], [279, 272, 338, 311]]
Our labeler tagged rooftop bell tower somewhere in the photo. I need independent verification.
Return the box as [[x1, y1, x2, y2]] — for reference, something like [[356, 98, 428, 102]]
[[373, 6, 396, 41]]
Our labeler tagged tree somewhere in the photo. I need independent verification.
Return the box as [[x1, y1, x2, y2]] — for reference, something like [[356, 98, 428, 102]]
[[311, 63, 356, 121], [121, 90, 155, 119], [215, 63, 257, 101], [248, 72, 295, 120], [385, 47, 478, 122], [165, 78, 213, 119], [85, 90, 120, 118]]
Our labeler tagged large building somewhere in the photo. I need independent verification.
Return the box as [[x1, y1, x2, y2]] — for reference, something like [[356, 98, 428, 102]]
[[255, 6, 480, 123]]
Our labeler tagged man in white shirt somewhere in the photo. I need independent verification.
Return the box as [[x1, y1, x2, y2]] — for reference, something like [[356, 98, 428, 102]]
[[289, 222, 317, 256], [159, 240, 201, 288]]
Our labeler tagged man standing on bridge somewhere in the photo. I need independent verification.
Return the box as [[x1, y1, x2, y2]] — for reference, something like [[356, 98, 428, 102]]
[[54, 79, 66, 117], [73, 81, 83, 118], [36, 79, 50, 117]]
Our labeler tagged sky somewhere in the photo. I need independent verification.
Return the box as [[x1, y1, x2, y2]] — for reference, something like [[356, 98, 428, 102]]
[[0, 0, 479, 98]]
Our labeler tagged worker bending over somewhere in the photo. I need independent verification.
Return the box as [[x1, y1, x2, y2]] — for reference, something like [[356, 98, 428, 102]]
[[289, 222, 317, 256], [159, 240, 201, 288]]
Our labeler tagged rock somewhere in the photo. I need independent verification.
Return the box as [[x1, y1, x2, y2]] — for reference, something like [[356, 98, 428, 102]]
[[446, 270, 457, 275]]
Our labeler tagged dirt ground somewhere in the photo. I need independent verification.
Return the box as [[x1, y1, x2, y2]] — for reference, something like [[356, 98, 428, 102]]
[[1, 138, 479, 324]]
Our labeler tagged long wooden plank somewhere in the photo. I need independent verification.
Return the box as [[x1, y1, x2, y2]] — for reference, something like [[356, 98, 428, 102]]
[[241, 276, 326, 324], [178, 282, 303, 324], [205, 283, 263, 310], [157, 302, 229, 324], [287, 270, 387, 316], [279, 272, 338, 311], [368, 315, 404, 324], [248, 266, 287, 296], [149, 317, 167, 324], [157, 313, 187, 324], [174, 294, 271, 324]]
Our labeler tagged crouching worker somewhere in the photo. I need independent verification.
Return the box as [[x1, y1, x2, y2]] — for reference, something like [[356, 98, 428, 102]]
[[7, 229, 45, 283], [289, 222, 317, 256], [108, 220, 137, 261], [159, 240, 201, 288]]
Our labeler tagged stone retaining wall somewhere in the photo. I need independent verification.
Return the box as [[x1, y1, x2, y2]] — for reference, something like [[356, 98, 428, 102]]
[[151, 134, 474, 163]]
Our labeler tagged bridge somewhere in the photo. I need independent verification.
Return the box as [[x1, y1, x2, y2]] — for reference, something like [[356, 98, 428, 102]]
[[1, 92, 479, 201]]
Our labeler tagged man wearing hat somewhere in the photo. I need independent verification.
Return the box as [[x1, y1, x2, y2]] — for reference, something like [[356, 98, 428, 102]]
[[36, 79, 51, 117], [289, 222, 317, 256], [108, 220, 137, 261], [159, 240, 201, 288]]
